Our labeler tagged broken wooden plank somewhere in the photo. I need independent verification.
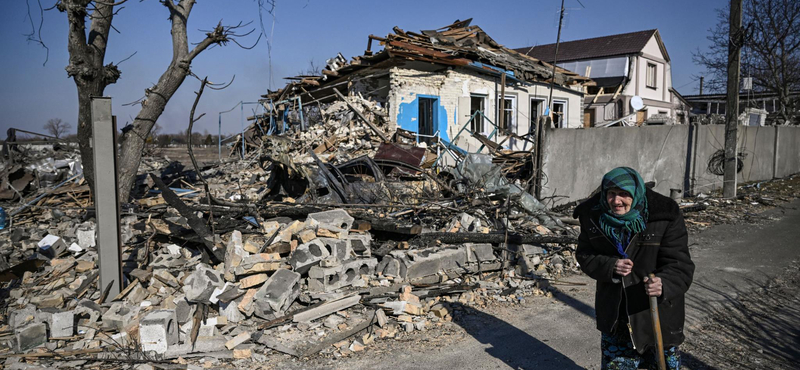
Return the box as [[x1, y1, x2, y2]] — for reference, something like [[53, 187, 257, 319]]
[[257, 337, 300, 357], [293, 294, 361, 323], [298, 310, 374, 357], [414, 232, 577, 245]]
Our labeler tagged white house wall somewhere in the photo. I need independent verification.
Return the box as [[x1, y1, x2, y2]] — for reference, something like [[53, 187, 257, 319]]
[[385, 63, 584, 158]]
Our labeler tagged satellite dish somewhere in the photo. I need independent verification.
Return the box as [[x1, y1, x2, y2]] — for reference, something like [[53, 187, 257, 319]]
[[630, 96, 644, 111]]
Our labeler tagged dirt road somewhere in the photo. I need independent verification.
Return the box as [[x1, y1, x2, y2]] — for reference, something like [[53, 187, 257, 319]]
[[262, 199, 800, 370]]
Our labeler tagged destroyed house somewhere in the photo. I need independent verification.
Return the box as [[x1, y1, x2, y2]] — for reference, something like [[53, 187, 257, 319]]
[[259, 19, 592, 155], [516, 29, 685, 126]]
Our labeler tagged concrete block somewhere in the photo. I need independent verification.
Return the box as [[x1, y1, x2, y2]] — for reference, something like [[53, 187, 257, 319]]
[[9, 305, 37, 328], [196, 320, 217, 339], [341, 258, 378, 285], [184, 263, 224, 304], [288, 239, 330, 274], [76, 228, 96, 249], [50, 311, 75, 338], [253, 269, 301, 318], [38, 234, 67, 258], [405, 248, 467, 280], [309, 258, 377, 292], [376, 256, 401, 277], [139, 310, 178, 355], [521, 244, 545, 256], [347, 234, 372, 257], [307, 209, 354, 232], [318, 237, 353, 261], [15, 323, 47, 352], [174, 298, 195, 324], [219, 299, 244, 324], [468, 243, 496, 262], [101, 302, 140, 331], [308, 265, 344, 292], [224, 230, 248, 281]]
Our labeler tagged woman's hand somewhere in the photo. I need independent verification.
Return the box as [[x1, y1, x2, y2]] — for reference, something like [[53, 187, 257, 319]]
[[614, 259, 634, 276], [644, 275, 662, 297]]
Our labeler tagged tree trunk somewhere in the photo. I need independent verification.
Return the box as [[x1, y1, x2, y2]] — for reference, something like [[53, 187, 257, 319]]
[[62, 0, 118, 199], [117, 63, 190, 202]]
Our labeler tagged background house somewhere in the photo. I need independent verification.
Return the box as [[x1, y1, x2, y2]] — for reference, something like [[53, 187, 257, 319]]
[[516, 29, 685, 126], [683, 90, 800, 125]]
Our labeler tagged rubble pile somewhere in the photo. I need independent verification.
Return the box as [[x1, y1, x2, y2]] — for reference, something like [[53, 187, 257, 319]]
[[0, 134, 582, 367], [678, 174, 800, 233], [238, 96, 390, 167], [0, 143, 83, 203]]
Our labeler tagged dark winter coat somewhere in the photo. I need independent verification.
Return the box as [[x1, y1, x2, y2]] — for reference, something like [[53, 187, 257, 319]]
[[573, 188, 695, 353]]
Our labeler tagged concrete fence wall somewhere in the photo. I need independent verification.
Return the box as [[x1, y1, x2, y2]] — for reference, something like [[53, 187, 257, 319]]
[[539, 125, 800, 206]]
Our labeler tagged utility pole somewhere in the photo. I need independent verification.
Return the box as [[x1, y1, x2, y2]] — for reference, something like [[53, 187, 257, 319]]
[[723, 0, 742, 198], [699, 76, 704, 95], [547, 0, 565, 128]]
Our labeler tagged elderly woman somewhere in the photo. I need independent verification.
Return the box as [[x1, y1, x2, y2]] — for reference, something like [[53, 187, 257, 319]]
[[573, 167, 694, 370]]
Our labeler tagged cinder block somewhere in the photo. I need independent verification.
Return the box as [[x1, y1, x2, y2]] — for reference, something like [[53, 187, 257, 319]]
[[309, 257, 378, 292], [307, 209, 354, 232], [139, 310, 178, 355], [347, 234, 372, 257], [404, 247, 467, 280], [308, 265, 344, 292], [101, 302, 140, 331], [378, 256, 402, 277], [253, 269, 301, 318], [38, 234, 67, 258], [184, 263, 224, 304], [340, 258, 378, 285], [16, 323, 47, 352], [318, 237, 353, 261], [288, 239, 330, 274]]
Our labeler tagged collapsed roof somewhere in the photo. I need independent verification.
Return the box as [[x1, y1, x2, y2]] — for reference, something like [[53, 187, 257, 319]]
[[263, 19, 593, 103]]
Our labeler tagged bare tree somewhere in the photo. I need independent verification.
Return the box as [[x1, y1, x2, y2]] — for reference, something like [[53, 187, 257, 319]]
[[693, 0, 800, 124], [49, 0, 261, 202], [43, 118, 72, 138], [298, 58, 321, 76]]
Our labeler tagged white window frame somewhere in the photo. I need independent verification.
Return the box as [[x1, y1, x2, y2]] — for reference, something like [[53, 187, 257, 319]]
[[552, 99, 568, 128], [469, 94, 487, 134], [646, 62, 657, 89], [497, 95, 517, 133]]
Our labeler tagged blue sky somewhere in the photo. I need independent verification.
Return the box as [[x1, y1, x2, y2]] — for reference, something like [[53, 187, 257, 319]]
[[0, 0, 723, 136]]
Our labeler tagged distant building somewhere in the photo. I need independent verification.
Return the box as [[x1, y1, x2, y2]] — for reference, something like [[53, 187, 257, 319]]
[[683, 90, 800, 125], [516, 29, 685, 126]]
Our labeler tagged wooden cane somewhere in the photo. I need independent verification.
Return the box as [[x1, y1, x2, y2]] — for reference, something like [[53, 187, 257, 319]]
[[648, 273, 667, 370]]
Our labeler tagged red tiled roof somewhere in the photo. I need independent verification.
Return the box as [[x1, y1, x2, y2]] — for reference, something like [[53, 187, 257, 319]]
[[514, 29, 658, 63]]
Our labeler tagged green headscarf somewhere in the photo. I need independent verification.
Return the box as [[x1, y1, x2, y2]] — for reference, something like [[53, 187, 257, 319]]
[[595, 167, 648, 252]]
